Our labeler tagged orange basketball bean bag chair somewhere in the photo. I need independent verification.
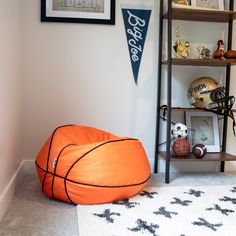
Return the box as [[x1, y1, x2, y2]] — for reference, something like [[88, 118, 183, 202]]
[[35, 125, 150, 205]]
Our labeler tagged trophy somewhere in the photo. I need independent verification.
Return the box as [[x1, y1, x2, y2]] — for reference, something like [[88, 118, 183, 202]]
[[173, 27, 190, 59]]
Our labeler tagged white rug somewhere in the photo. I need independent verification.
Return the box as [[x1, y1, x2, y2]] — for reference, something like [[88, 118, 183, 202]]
[[77, 185, 236, 236]]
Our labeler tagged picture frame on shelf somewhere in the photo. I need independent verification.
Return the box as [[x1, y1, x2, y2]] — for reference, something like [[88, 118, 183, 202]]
[[191, 0, 224, 10], [172, 0, 192, 8], [185, 111, 220, 152], [41, 0, 115, 25], [172, 0, 191, 5]]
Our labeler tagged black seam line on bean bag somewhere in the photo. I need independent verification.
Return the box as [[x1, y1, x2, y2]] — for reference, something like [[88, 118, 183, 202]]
[[36, 160, 151, 205], [41, 124, 75, 194], [63, 138, 140, 204], [35, 161, 151, 188], [52, 143, 76, 203]]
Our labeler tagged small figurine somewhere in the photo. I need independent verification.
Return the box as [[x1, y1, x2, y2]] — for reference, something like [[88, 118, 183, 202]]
[[197, 45, 204, 59], [197, 45, 212, 59], [202, 47, 212, 59], [183, 41, 190, 58], [173, 27, 190, 59], [213, 40, 224, 59]]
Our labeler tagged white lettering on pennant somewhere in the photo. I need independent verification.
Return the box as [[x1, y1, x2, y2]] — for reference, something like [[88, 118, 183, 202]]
[[126, 10, 146, 62]]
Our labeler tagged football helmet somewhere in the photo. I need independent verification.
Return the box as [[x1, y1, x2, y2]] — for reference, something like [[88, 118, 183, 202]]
[[187, 76, 235, 136], [187, 77, 235, 112]]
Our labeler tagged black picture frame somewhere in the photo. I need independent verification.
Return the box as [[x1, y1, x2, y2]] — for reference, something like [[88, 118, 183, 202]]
[[41, 0, 115, 25]]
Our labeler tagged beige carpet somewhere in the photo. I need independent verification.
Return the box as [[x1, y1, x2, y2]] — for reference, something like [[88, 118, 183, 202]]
[[0, 172, 79, 236]]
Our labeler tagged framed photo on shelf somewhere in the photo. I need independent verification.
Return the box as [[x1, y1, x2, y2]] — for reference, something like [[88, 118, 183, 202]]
[[172, 0, 191, 8], [191, 0, 224, 10], [185, 111, 220, 152], [172, 0, 191, 5], [41, 0, 115, 25]]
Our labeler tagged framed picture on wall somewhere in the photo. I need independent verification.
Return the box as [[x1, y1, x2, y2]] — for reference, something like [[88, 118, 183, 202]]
[[191, 0, 224, 10], [41, 0, 115, 25], [185, 111, 220, 152]]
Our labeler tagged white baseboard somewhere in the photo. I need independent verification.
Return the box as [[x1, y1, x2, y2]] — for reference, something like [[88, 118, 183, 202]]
[[0, 160, 35, 221], [20, 159, 36, 174]]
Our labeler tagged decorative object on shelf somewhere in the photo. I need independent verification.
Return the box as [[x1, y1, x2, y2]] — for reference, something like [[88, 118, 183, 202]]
[[173, 27, 190, 58], [172, 0, 190, 5], [171, 123, 188, 139], [191, 0, 225, 10], [121, 7, 152, 84], [213, 40, 224, 59], [40, 0, 115, 25], [192, 144, 207, 158], [172, 2, 194, 9], [187, 76, 235, 110], [187, 76, 236, 135], [184, 41, 191, 58], [172, 139, 190, 156], [187, 76, 222, 108], [224, 50, 236, 59], [175, 0, 189, 5], [197, 45, 212, 59], [185, 111, 220, 152]]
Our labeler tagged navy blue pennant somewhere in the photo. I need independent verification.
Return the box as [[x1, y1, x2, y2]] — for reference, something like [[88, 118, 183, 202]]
[[122, 8, 151, 84]]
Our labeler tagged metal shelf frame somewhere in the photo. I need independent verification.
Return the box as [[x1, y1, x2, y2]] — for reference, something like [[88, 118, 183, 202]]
[[154, 0, 235, 183]]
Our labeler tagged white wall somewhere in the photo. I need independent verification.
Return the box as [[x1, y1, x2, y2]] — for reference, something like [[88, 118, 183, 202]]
[[0, 0, 22, 220], [21, 0, 158, 163], [19, 0, 236, 174], [21, 0, 236, 173]]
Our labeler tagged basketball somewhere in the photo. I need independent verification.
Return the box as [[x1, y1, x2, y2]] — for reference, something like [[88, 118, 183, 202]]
[[192, 144, 207, 158], [172, 139, 190, 156]]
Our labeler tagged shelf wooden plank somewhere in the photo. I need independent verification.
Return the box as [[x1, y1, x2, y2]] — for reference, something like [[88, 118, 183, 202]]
[[163, 8, 236, 22], [159, 151, 236, 162], [160, 107, 236, 112], [162, 58, 236, 67], [161, 107, 202, 112]]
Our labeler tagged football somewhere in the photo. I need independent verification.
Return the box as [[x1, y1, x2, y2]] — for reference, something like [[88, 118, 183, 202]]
[[171, 123, 188, 139], [172, 139, 190, 156], [192, 144, 207, 158]]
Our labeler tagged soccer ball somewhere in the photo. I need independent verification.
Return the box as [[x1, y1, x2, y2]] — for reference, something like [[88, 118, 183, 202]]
[[171, 123, 188, 139]]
